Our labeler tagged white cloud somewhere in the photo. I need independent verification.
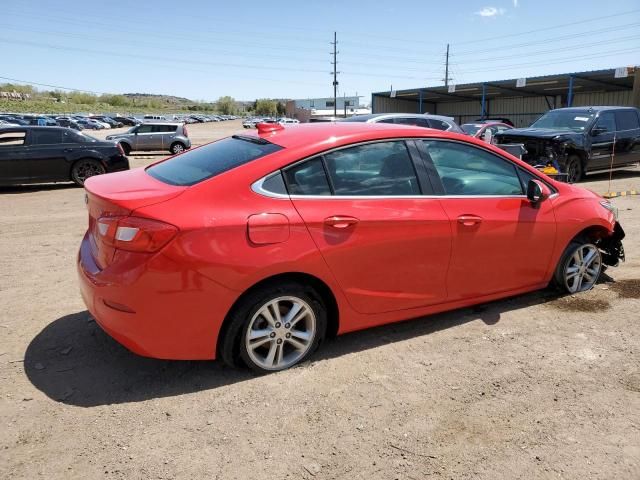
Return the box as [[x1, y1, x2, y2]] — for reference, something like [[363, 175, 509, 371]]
[[513, 0, 519, 7], [475, 6, 506, 17]]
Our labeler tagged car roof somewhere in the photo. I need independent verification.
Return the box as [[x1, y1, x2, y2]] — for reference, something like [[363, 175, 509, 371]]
[[250, 122, 459, 149], [344, 113, 454, 122], [552, 106, 640, 112]]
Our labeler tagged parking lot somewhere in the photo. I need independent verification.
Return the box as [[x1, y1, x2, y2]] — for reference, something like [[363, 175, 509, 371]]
[[1, 120, 639, 479]]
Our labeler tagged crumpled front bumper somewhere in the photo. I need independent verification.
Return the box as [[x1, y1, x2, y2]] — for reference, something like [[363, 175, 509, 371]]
[[600, 222, 625, 266]]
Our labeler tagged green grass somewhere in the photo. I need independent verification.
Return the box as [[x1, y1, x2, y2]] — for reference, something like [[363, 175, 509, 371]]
[[0, 100, 217, 115]]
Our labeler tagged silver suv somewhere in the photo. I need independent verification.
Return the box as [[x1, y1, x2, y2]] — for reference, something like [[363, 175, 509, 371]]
[[342, 113, 464, 133], [106, 122, 191, 155]]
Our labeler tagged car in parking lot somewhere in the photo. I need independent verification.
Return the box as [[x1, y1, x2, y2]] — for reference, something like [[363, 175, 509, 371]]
[[78, 122, 625, 373], [342, 113, 464, 133], [461, 121, 513, 143], [494, 106, 640, 183], [76, 118, 103, 130], [0, 126, 129, 186], [55, 117, 83, 130], [105, 122, 191, 154]]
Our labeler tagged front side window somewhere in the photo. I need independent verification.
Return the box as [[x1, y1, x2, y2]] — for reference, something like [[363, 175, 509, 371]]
[[593, 112, 616, 134], [422, 140, 523, 196]]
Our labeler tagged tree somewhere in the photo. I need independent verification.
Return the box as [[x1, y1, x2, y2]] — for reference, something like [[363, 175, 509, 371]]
[[216, 96, 237, 115], [276, 101, 286, 116], [254, 98, 277, 116]]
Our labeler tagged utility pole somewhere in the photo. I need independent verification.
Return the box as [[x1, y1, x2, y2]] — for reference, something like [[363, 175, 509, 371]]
[[444, 43, 450, 87], [331, 31, 339, 117]]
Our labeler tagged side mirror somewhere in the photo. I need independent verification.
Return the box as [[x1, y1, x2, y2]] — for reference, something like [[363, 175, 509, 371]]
[[592, 126, 606, 136], [527, 179, 550, 204]]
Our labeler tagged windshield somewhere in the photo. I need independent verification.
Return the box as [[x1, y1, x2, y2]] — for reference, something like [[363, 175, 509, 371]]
[[461, 124, 482, 135], [531, 110, 595, 131]]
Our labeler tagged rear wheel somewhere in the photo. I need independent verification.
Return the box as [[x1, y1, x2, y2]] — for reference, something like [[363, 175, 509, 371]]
[[565, 154, 583, 183], [71, 158, 105, 186], [170, 142, 186, 155], [220, 282, 327, 373], [554, 240, 602, 293]]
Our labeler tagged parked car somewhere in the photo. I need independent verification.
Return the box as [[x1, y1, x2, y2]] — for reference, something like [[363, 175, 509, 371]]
[[494, 106, 640, 183], [0, 119, 19, 126], [474, 117, 515, 127], [342, 113, 464, 133], [143, 115, 167, 122], [105, 122, 191, 154], [461, 122, 513, 142], [76, 119, 103, 130], [0, 126, 129, 186], [90, 116, 123, 128], [23, 115, 58, 127], [112, 116, 139, 126], [0, 115, 29, 125], [78, 122, 624, 373], [55, 117, 83, 131]]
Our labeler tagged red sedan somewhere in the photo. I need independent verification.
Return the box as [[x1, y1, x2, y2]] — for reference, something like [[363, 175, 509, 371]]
[[78, 122, 625, 372]]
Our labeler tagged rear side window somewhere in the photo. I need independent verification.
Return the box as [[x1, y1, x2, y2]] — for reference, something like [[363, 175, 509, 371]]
[[615, 110, 640, 131], [428, 119, 450, 131], [324, 141, 420, 195], [152, 125, 177, 133], [394, 117, 430, 128], [147, 136, 282, 186], [32, 130, 62, 145], [0, 131, 26, 146]]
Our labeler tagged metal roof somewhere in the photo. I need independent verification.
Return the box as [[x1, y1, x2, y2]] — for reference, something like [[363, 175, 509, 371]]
[[373, 68, 636, 104]]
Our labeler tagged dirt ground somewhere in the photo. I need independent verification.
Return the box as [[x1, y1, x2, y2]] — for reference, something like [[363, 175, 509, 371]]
[[1, 120, 639, 479]]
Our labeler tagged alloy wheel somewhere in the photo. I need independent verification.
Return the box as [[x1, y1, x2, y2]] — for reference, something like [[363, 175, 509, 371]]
[[74, 160, 105, 184], [564, 244, 602, 293], [172, 143, 185, 154], [245, 296, 316, 371]]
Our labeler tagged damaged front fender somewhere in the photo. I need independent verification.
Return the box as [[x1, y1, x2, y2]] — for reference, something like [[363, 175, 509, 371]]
[[600, 222, 625, 267]]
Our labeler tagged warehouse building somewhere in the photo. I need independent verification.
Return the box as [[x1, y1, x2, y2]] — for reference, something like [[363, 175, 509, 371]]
[[286, 96, 369, 122], [371, 67, 640, 127]]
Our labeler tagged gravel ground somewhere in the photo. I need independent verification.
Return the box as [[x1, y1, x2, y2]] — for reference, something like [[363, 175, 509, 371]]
[[1, 120, 639, 479]]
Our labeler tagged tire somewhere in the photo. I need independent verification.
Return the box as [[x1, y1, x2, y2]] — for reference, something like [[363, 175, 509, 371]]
[[565, 154, 583, 183], [170, 142, 186, 155], [120, 142, 131, 155], [71, 158, 106, 186], [553, 240, 603, 293], [219, 282, 327, 373]]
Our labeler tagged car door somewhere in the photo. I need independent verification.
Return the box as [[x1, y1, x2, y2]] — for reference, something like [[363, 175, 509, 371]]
[[589, 111, 617, 170], [285, 140, 452, 314], [613, 109, 640, 165], [0, 130, 29, 183], [418, 139, 556, 300], [24, 129, 67, 182], [157, 124, 177, 150], [132, 124, 155, 150]]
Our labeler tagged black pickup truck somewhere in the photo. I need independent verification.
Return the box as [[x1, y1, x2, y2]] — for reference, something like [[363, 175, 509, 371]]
[[494, 106, 640, 183], [0, 126, 129, 186]]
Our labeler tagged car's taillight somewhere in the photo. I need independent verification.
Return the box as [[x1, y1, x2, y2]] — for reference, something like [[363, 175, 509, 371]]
[[117, 143, 125, 155], [183, 125, 188, 137], [96, 215, 178, 253]]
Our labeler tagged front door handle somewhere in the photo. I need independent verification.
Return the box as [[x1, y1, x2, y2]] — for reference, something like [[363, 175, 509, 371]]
[[457, 214, 483, 226], [324, 216, 359, 228]]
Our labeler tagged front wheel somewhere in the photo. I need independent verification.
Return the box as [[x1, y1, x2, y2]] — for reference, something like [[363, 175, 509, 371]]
[[71, 159, 106, 186], [220, 283, 327, 373], [554, 241, 603, 293], [565, 154, 583, 183]]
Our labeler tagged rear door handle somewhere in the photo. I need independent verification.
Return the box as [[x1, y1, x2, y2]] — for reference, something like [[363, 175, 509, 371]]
[[324, 216, 359, 228], [457, 214, 483, 226]]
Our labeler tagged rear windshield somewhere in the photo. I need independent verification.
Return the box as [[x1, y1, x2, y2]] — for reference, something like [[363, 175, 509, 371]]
[[146, 136, 282, 186], [461, 124, 482, 135]]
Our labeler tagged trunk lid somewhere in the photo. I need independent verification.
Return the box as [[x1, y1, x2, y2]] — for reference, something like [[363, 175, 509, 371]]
[[84, 167, 185, 269]]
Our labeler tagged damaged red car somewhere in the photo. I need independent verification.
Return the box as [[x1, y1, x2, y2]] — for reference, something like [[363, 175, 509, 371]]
[[78, 122, 625, 372]]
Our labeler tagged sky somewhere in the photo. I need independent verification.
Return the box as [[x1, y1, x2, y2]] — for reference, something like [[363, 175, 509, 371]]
[[2, 0, 640, 104]]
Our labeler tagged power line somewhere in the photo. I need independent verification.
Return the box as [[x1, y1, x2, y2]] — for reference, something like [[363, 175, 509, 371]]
[[0, 75, 107, 94], [453, 8, 640, 45]]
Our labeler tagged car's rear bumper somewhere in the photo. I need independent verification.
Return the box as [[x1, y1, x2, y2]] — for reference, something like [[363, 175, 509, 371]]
[[77, 232, 237, 360]]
